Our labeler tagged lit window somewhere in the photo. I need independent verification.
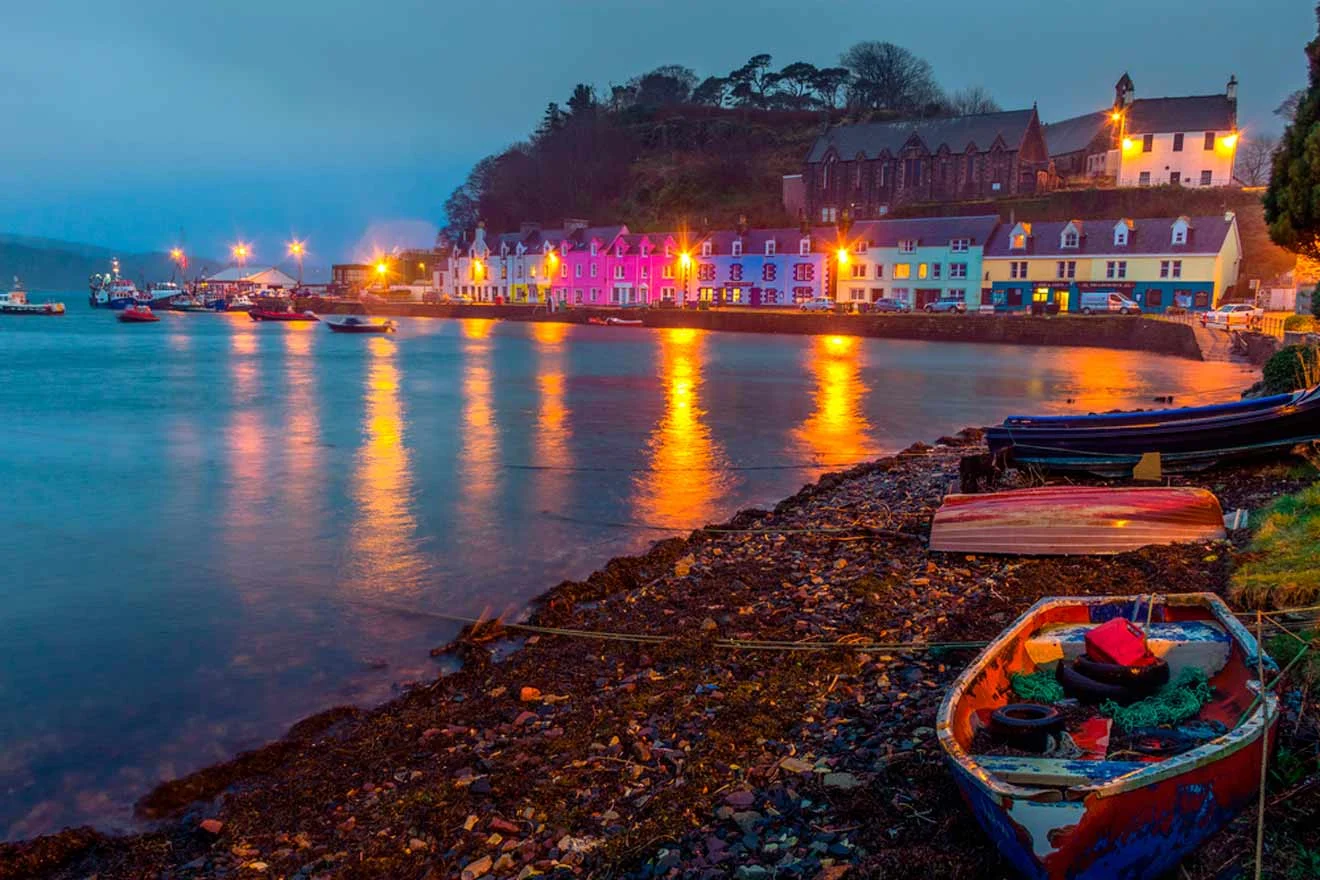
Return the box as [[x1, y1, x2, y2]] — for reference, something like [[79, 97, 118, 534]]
[[1011, 234, 1026, 249], [918, 263, 929, 280], [894, 264, 912, 279]]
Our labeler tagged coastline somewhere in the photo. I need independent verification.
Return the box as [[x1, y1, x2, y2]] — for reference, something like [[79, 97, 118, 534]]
[[301, 298, 1207, 361], [4, 421, 1316, 879]]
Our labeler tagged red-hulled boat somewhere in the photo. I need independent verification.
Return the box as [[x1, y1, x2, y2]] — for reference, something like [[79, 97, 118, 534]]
[[250, 308, 319, 322], [118, 305, 160, 323]]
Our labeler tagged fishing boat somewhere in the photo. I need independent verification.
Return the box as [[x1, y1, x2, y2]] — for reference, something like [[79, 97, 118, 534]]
[[938, 593, 1277, 880], [250, 307, 318, 322], [117, 305, 160, 323], [325, 316, 396, 334], [147, 281, 184, 305], [168, 293, 210, 312], [929, 487, 1226, 555], [986, 387, 1320, 477], [89, 259, 149, 309], [0, 278, 65, 315]]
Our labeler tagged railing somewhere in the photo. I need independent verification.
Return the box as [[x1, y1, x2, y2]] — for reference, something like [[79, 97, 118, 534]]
[[1259, 314, 1288, 339]]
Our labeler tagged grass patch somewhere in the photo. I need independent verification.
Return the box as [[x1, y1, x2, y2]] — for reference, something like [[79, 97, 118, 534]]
[[1232, 483, 1320, 609]]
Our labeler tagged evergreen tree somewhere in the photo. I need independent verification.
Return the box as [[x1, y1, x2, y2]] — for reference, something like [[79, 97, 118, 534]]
[[1266, 4, 1320, 260]]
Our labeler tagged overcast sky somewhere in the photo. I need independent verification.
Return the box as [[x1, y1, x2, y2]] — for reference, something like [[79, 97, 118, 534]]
[[1, 0, 1310, 263]]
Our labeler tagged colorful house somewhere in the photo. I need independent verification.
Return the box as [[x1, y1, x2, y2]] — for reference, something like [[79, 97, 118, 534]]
[[982, 213, 1241, 313], [691, 225, 828, 306], [829, 215, 1000, 310]]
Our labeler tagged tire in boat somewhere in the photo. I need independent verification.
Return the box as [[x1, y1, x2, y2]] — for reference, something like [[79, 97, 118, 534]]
[[1056, 661, 1145, 705], [989, 703, 1064, 752], [1074, 655, 1170, 694]]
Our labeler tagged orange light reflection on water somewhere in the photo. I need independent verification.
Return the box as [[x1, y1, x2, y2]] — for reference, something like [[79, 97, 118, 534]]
[[794, 334, 876, 465], [633, 328, 733, 527], [457, 329, 499, 525], [281, 326, 320, 528]]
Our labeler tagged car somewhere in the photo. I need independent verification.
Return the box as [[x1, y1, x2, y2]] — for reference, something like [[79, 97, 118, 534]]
[[1201, 302, 1263, 330], [871, 297, 911, 313], [799, 298, 835, 312], [1079, 291, 1141, 315], [924, 299, 967, 313]]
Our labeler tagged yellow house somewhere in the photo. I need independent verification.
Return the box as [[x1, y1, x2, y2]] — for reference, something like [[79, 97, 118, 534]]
[[982, 214, 1240, 313]]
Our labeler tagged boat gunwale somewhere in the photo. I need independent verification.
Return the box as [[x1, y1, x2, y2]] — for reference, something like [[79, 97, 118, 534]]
[[935, 592, 1278, 801]]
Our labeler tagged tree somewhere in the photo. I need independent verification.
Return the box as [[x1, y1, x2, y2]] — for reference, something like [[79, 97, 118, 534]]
[[1266, 4, 1320, 260], [774, 61, 820, 108], [1278, 88, 1304, 122], [727, 54, 779, 108], [811, 67, 852, 109], [566, 83, 598, 117], [691, 76, 730, 107], [946, 86, 1001, 116], [443, 155, 499, 239], [536, 102, 565, 141], [627, 64, 698, 108], [1236, 134, 1279, 186], [840, 41, 944, 113]]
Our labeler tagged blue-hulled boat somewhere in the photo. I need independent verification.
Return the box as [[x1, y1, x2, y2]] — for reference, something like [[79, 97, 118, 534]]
[[986, 387, 1320, 477]]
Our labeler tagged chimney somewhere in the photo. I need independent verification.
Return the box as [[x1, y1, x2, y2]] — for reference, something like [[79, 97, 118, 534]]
[[799, 210, 810, 236], [1115, 72, 1135, 108], [474, 220, 486, 248], [838, 207, 852, 237], [1226, 74, 1238, 104], [737, 214, 749, 236]]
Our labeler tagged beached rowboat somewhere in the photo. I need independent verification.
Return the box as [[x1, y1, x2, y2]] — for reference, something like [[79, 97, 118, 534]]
[[937, 593, 1277, 880], [928, 487, 1226, 555]]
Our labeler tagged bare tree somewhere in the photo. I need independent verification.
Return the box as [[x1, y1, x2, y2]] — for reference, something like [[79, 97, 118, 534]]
[[811, 67, 852, 110], [946, 86, 1001, 116], [1237, 134, 1279, 186], [839, 41, 944, 113], [1277, 89, 1304, 122]]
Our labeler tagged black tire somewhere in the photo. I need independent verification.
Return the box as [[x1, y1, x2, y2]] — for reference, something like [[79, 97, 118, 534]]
[[1074, 655, 1170, 693], [989, 703, 1064, 753], [1082, 307, 1093, 315], [1119, 307, 1130, 315], [925, 304, 934, 312], [1056, 660, 1145, 705]]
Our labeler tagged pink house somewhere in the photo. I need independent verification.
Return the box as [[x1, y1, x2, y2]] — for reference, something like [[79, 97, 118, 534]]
[[548, 229, 697, 306]]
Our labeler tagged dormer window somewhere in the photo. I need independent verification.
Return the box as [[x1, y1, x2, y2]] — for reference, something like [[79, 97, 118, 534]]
[[663, 243, 671, 257], [853, 240, 867, 255], [590, 242, 599, 257], [1171, 218, 1190, 246], [701, 241, 712, 257], [765, 240, 776, 256], [732, 240, 743, 257], [950, 238, 969, 253], [1062, 230, 1078, 249], [799, 238, 810, 255], [616, 245, 624, 258], [898, 239, 916, 254], [1114, 225, 1129, 247], [1011, 233, 1026, 250]]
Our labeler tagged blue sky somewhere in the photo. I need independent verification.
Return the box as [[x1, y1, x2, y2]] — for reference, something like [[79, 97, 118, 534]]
[[0, 0, 1309, 263]]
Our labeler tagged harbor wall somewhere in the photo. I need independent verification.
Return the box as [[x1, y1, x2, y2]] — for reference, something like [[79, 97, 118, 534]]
[[301, 299, 1204, 360]]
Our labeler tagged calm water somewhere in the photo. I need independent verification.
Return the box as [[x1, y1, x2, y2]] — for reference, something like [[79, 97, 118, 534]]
[[0, 307, 1254, 838]]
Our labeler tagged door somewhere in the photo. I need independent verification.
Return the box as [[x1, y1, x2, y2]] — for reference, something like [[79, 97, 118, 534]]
[[1054, 289, 1070, 312]]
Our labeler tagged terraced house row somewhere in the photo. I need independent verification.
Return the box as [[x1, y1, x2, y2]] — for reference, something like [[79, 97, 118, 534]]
[[448, 211, 1240, 314]]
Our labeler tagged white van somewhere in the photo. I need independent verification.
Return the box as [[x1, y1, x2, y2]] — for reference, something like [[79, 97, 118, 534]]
[[1079, 291, 1141, 315]]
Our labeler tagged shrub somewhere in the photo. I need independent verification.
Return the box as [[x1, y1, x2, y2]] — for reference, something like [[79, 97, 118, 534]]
[[1285, 314, 1316, 332], [1261, 345, 1320, 394], [1232, 483, 1320, 609]]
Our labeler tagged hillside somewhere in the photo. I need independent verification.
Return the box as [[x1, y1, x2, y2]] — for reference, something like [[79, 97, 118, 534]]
[[0, 236, 224, 292]]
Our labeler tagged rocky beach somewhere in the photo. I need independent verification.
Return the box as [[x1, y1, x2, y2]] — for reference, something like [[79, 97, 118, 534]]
[[4, 431, 1318, 880]]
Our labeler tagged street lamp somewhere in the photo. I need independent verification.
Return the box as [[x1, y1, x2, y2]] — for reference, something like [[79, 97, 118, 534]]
[[287, 239, 306, 288], [374, 260, 389, 290], [678, 251, 692, 307], [231, 242, 250, 268], [169, 247, 187, 279]]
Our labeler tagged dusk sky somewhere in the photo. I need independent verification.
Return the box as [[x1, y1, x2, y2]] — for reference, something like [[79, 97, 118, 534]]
[[1, 0, 1310, 264]]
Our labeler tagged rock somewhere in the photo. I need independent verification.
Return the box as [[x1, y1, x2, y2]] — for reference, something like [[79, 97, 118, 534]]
[[724, 790, 756, 808], [336, 816, 356, 833], [675, 554, 696, 577], [199, 819, 224, 835], [461, 855, 493, 879], [519, 686, 542, 702], [245, 862, 269, 872], [823, 772, 862, 790], [514, 711, 538, 726], [701, 617, 719, 632], [735, 866, 770, 880], [731, 810, 762, 833], [489, 817, 520, 834], [408, 838, 428, 852], [779, 757, 814, 774]]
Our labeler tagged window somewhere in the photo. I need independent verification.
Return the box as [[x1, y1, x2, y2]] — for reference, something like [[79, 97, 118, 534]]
[[1011, 233, 1026, 249], [1115, 225, 1129, 246], [820, 207, 837, 223], [528, 265, 537, 278], [560, 265, 568, 279], [949, 263, 967, 279], [1010, 261, 1028, 279], [1201, 170, 1213, 186], [1062, 230, 1078, 248], [1106, 260, 1128, 279], [950, 289, 966, 303], [1160, 260, 1171, 278], [662, 265, 674, 279], [898, 239, 916, 254], [876, 264, 884, 279], [590, 287, 600, 302], [732, 240, 742, 256], [950, 238, 969, 253], [931, 263, 941, 279], [894, 263, 912, 279], [575, 264, 582, 278], [661, 286, 675, 301], [1173, 224, 1187, 245], [1171, 260, 1182, 278], [640, 264, 649, 279], [1139, 171, 1151, 186], [1005, 288, 1024, 307], [851, 263, 867, 279], [849, 287, 866, 302], [663, 244, 671, 258], [765, 240, 775, 256], [853, 239, 867, 254], [590, 243, 598, 256], [892, 287, 911, 304], [1173, 133, 1184, 152], [613, 265, 625, 280], [615, 246, 624, 258], [701, 241, 712, 257], [1204, 132, 1216, 150], [1170, 171, 1181, 186], [918, 263, 929, 280], [762, 264, 776, 281], [1147, 289, 1164, 308], [799, 238, 811, 255], [1142, 134, 1153, 152], [590, 263, 599, 278], [574, 288, 583, 304]]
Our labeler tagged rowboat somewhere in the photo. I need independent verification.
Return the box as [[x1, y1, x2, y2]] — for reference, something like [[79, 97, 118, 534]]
[[326, 316, 396, 334], [605, 316, 643, 326], [937, 593, 1277, 880], [118, 305, 160, 323], [928, 487, 1226, 555], [250, 308, 318, 322], [986, 387, 1320, 476]]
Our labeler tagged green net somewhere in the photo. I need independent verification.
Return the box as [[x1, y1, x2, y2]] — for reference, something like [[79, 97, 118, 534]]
[[1100, 667, 1216, 733], [1011, 670, 1065, 703]]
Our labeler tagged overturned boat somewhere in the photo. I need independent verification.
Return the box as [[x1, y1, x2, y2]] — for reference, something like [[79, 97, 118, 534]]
[[937, 593, 1277, 880], [986, 388, 1320, 477], [929, 486, 1226, 555]]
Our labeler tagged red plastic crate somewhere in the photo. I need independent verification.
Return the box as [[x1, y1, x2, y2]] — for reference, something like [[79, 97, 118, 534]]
[[1084, 618, 1153, 667]]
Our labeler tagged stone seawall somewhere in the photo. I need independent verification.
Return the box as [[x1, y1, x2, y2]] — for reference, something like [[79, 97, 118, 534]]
[[302, 299, 1204, 360]]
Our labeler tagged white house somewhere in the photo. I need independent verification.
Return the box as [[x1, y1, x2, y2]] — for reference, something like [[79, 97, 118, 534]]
[[1111, 73, 1240, 188]]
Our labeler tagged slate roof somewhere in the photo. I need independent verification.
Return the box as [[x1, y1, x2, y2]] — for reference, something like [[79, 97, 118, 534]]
[[984, 215, 1235, 257], [1123, 95, 1236, 135], [825, 215, 1001, 250], [1043, 111, 1111, 157], [695, 228, 819, 256], [807, 109, 1037, 163]]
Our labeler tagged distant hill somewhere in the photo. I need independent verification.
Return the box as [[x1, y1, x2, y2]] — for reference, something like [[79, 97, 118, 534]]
[[0, 235, 227, 293]]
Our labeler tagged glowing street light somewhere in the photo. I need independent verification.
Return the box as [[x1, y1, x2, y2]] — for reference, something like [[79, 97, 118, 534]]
[[287, 239, 307, 287], [472, 258, 484, 280], [836, 248, 850, 265], [678, 252, 692, 268], [231, 242, 251, 268]]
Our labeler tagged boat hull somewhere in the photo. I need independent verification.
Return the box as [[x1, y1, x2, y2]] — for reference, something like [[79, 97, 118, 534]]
[[929, 487, 1226, 555], [326, 322, 394, 333], [250, 309, 318, 322]]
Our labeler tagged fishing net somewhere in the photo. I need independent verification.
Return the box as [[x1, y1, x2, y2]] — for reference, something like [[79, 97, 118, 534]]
[[1101, 667, 1216, 734], [1011, 670, 1065, 703]]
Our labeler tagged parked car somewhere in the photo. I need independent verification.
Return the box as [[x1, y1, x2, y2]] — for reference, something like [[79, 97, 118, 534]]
[[800, 298, 835, 312], [871, 297, 911, 313], [1079, 291, 1141, 315], [924, 299, 967, 313], [1201, 302, 1263, 329]]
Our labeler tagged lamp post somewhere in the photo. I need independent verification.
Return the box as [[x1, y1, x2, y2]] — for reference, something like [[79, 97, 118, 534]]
[[679, 251, 692, 307], [169, 247, 187, 280], [231, 243, 250, 269], [287, 239, 306, 288], [374, 260, 389, 291], [545, 250, 559, 307]]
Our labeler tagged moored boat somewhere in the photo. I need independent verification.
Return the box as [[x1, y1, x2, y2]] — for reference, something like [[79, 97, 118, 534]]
[[90, 259, 149, 308], [937, 593, 1277, 880], [929, 486, 1226, 555], [986, 386, 1320, 476], [325, 316, 396, 334], [117, 304, 160, 323], [225, 293, 255, 311], [168, 293, 210, 312], [605, 316, 643, 325], [147, 281, 184, 305], [1, 278, 65, 315], [250, 307, 318, 322]]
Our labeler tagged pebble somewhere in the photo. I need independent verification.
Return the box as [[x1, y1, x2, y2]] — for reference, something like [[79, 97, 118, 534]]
[[199, 818, 224, 835]]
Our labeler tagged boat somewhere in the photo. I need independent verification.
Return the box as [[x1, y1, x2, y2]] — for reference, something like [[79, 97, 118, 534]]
[[250, 307, 318, 322], [168, 293, 210, 312], [89, 259, 149, 309], [929, 487, 1227, 555], [225, 293, 255, 311], [0, 278, 65, 315], [147, 281, 184, 305], [117, 305, 160, 323], [326, 316, 396, 334], [986, 387, 1320, 477], [938, 593, 1277, 880], [587, 316, 608, 325], [605, 316, 643, 326]]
